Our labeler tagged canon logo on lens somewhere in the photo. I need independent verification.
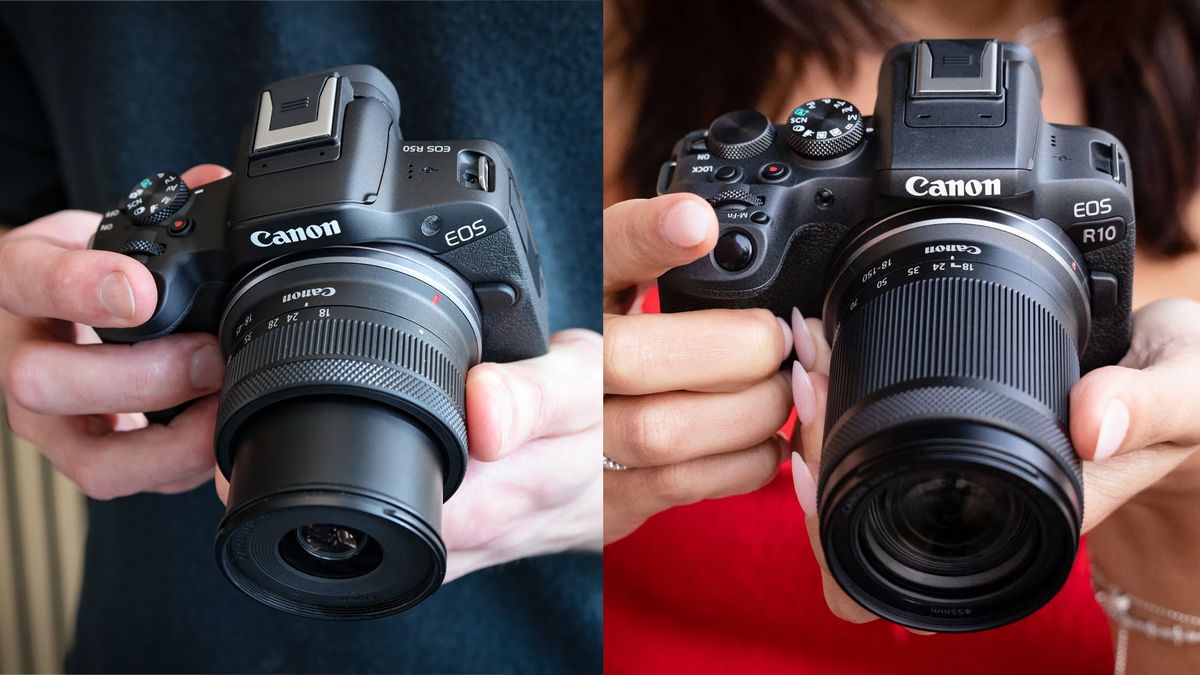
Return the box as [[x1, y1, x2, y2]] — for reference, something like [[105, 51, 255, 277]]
[[281, 287, 337, 303], [924, 244, 982, 255]]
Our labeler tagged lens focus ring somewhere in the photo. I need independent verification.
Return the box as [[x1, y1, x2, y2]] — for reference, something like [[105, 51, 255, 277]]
[[216, 315, 467, 477], [823, 384, 1079, 489], [822, 275, 1082, 486]]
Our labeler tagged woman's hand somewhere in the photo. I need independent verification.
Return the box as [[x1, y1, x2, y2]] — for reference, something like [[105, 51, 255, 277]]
[[602, 194, 793, 544], [790, 299, 1200, 639], [0, 165, 232, 500]]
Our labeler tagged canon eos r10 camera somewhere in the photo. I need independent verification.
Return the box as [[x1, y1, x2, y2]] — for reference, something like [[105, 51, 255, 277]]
[[90, 65, 548, 619], [658, 40, 1134, 631]]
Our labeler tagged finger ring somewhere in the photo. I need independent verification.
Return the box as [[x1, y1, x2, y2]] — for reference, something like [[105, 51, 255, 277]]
[[603, 456, 629, 471]]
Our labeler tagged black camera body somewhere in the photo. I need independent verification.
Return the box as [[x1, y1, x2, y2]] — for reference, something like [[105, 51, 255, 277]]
[[658, 40, 1133, 373], [92, 65, 547, 362], [90, 65, 548, 619], [658, 40, 1135, 632]]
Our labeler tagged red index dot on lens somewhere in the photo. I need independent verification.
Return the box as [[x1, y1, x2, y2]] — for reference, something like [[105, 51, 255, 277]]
[[432, 293, 441, 305]]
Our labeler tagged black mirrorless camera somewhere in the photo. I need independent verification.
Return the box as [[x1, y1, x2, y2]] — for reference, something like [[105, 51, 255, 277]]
[[90, 66, 548, 619], [658, 40, 1134, 631]]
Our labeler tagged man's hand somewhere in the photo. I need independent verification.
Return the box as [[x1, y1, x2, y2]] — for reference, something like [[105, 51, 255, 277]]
[[0, 165, 232, 499], [215, 328, 604, 582], [602, 194, 793, 544]]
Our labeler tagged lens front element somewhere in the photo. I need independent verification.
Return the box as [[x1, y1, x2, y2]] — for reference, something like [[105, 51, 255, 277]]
[[296, 524, 370, 561], [883, 469, 1023, 572]]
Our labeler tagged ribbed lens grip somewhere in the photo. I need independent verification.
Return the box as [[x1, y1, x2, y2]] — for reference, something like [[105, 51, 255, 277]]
[[822, 276, 1082, 487], [216, 315, 467, 471]]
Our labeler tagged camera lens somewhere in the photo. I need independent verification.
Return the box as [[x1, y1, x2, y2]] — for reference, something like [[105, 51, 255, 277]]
[[212, 246, 481, 619], [884, 470, 1020, 570], [277, 520, 384, 580], [817, 205, 1089, 631], [295, 524, 369, 561]]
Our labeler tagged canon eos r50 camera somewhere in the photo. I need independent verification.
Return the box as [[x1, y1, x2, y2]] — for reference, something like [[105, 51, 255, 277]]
[[658, 40, 1134, 631], [90, 65, 548, 619]]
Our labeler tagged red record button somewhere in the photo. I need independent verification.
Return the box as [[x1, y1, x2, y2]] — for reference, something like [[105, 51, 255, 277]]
[[168, 217, 193, 237], [760, 163, 790, 182]]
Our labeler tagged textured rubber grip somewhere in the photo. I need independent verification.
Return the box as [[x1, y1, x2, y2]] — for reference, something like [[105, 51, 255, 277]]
[[216, 315, 467, 473], [822, 276, 1082, 486]]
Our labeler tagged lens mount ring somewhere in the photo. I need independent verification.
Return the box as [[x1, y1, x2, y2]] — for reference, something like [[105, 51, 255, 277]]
[[220, 245, 483, 358], [821, 204, 1091, 347]]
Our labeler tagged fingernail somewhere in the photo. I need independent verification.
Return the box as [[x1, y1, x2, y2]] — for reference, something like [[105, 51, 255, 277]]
[[98, 272, 135, 320], [792, 451, 818, 517], [1094, 399, 1129, 461], [777, 317, 793, 361], [190, 345, 225, 391], [791, 307, 817, 371], [660, 199, 710, 249], [792, 361, 817, 425]]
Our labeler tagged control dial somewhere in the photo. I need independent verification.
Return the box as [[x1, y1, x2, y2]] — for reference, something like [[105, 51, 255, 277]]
[[706, 110, 775, 160], [122, 173, 190, 226], [785, 99, 864, 159]]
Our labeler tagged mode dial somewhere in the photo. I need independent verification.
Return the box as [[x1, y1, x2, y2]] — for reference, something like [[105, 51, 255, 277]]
[[122, 173, 190, 226], [706, 110, 776, 160], [785, 99, 865, 159]]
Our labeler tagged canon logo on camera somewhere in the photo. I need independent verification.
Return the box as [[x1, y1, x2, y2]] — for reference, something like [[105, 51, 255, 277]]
[[905, 175, 1002, 198], [281, 287, 337, 303], [251, 219, 342, 248]]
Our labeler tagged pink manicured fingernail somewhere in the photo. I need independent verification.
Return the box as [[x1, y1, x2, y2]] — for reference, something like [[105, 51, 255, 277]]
[[792, 361, 817, 425], [792, 452, 817, 516], [791, 307, 817, 371], [1094, 399, 1129, 461], [660, 199, 710, 249], [190, 344, 225, 391], [777, 317, 793, 361], [98, 272, 135, 320]]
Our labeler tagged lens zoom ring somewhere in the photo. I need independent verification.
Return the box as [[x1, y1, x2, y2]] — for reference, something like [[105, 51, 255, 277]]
[[821, 384, 1080, 489], [217, 317, 466, 447], [828, 277, 1078, 423]]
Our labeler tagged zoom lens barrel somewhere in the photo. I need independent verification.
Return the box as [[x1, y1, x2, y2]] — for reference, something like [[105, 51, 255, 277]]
[[212, 245, 481, 619], [817, 206, 1089, 632]]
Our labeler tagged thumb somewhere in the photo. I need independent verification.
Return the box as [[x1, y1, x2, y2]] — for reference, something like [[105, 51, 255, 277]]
[[466, 329, 602, 461], [603, 194, 717, 306], [1071, 357, 1200, 461], [180, 163, 231, 188]]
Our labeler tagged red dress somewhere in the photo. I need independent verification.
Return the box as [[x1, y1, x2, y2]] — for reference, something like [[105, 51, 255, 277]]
[[604, 289, 1112, 675]]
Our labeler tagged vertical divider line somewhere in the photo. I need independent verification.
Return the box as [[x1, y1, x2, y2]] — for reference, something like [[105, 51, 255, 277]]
[[0, 395, 35, 675], [39, 456, 66, 662]]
